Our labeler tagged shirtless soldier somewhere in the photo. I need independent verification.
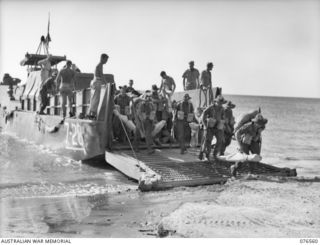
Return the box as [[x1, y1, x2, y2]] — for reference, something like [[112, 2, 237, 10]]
[[55, 60, 76, 118], [88, 53, 109, 119]]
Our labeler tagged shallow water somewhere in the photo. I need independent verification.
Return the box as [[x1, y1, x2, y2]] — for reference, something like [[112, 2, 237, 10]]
[[1, 94, 320, 237], [0, 134, 138, 237], [0, 135, 137, 199], [223, 95, 320, 177]]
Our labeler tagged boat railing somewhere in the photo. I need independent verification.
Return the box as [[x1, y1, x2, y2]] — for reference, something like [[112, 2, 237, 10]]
[[19, 73, 114, 118], [20, 87, 91, 117], [46, 88, 91, 116]]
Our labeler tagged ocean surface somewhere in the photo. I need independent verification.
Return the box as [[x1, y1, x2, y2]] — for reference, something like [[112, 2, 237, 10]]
[[1, 94, 320, 236]]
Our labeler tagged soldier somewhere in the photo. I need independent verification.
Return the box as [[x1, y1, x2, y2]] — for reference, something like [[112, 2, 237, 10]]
[[88, 53, 109, 120], [221, 101, 236, 155], [133, 91, 156, 154], [175, 93, 194, 154], [199, 95, 226, 160], [182, 61, 200, 91], [235, 113, 268, 155], [159, 71, 176, 110], [127, 79, 135, 93], [38, 54, 52, 84], [151, 84, 166, 122], [38, 71, 57, 115], [200, 62, 214, 107], [230, 113, 268, 176], [55, 60, 76, 118], [113, 85, 131, 142], [193, 107, 204, 147], [114, 86, 131, 115]]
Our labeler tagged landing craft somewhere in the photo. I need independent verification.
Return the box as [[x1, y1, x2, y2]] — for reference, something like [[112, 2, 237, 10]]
[[0, 26, 115, 160], [0, 23, 297, 191]]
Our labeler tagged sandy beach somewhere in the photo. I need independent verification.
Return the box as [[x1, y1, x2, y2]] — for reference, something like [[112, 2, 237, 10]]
[[158, 177, 320, 237], [2, 175, 319, 238]]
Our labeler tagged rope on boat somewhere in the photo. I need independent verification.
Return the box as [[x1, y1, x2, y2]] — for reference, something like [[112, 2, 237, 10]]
[[118, 114, 142, 171]]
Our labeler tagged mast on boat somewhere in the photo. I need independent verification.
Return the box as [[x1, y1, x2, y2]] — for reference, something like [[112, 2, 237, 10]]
[[35, 13, 51, 55], [20, 14, 66, 71]]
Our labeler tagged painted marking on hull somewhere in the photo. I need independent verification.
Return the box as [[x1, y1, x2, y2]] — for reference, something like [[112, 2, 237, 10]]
[[65, 122, 85, 153]]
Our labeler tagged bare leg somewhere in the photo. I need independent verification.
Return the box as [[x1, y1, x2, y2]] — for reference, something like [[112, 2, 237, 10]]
[[68, 94, 73, 116], [203, 89, 208, 107], [61, 93, 67, 117]]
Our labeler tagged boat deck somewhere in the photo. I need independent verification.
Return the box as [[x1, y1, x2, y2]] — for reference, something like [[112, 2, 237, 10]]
[[105, 146, 297, 191]]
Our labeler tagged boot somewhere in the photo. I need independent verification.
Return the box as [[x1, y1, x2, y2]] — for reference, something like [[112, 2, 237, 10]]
[[198, 151, 204, 160]]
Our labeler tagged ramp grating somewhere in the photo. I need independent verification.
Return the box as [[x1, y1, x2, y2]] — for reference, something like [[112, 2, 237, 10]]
[[123, 150, 230, 184], [107, 149, 297, 190]]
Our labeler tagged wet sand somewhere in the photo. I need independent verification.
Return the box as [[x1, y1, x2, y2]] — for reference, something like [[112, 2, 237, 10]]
[[1, 175, 319, 238], [0, 184, 222, 237]]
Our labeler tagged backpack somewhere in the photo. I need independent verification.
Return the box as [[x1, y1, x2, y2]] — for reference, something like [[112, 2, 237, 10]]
[[234, 108, 261, 132]]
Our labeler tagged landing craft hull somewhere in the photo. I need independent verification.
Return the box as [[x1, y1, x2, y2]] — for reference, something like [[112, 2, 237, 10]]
[[0, 110, 106, 160], [0, 76, 113, 161]]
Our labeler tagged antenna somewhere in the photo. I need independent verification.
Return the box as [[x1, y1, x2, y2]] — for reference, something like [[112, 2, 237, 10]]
[[45, 12, 51, 53]]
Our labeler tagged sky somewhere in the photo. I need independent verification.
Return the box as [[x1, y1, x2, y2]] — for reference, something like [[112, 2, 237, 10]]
[[0, 0, 319, 98]]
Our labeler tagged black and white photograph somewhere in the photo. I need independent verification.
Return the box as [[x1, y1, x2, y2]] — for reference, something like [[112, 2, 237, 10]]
[[0, 0, 319, 241]]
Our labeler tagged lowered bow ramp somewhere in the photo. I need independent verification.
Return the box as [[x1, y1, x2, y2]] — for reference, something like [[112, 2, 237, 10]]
[[105, 148, 297, 191], [106, 148, 229, 191]]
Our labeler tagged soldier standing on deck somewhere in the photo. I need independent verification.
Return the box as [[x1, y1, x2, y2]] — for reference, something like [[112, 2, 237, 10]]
[[159, 71, 176, 110], [175, 93, 194, 154], [200, 62, 214, 107], [88, 53, 109, 120], [55, 60, 76, 118], [182, 61, 200, 91], [199, 95, 226, 160], [38, 71, 57, 115], [38, 54, 52, 83]]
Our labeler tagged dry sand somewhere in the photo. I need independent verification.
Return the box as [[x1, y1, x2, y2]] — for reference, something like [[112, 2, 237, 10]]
[[158, 177, 320, 238]]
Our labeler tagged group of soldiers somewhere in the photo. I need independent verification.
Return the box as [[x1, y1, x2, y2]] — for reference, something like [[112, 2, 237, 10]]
[[110, 61, 268, 159], [38, 57, 79, 118], [37, 53, 268, 158]]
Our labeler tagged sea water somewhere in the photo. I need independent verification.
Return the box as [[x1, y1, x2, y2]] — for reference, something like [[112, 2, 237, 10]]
[[0, 94, 319, 236], [223, 95, 320, 177]]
